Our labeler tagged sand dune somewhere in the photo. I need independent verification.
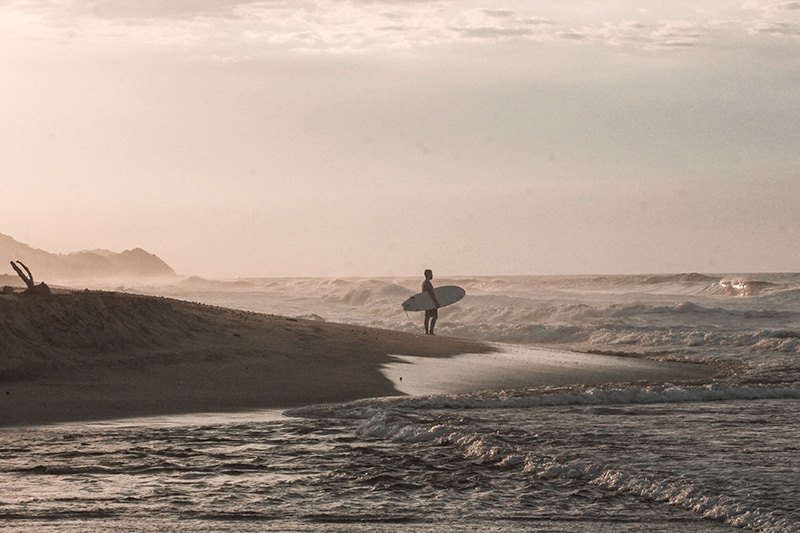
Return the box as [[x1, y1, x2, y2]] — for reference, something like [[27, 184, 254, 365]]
[[0, 290, 490, 426], [0, 290, 713, 427]]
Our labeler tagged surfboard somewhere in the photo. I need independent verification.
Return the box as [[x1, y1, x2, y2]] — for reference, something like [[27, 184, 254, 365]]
[[402, 285, 466, 312]]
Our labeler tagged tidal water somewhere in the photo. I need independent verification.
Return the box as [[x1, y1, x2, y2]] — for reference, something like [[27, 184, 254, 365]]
[[2, 274, 798, 531]]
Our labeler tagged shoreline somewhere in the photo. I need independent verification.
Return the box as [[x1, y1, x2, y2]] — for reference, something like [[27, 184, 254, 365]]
[[1, 290, 714, 427], [383, 344, 715, 397]]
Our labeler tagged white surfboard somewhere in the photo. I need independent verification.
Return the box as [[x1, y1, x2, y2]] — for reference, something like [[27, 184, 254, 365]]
[[402, 285, 466, 312]]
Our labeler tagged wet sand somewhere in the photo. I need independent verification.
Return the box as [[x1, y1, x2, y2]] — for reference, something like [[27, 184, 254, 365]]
[[1, 290, 713, 427], [383, 345, 714, 396]]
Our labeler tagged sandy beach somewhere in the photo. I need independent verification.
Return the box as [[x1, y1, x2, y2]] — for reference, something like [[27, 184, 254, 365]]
[[1, 290, 714, 427]]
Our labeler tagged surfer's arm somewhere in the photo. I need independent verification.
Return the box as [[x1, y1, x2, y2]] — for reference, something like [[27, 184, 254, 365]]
[[431, 291, 440, 308], [425, 286, 441, 308]]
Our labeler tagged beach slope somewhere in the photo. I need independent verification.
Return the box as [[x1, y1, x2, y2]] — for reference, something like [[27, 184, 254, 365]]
[[0, 290, 490, 426]]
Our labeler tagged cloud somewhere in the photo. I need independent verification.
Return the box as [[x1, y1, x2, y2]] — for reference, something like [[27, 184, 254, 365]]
[[5, 0, 800, 55], [455, 26, 537, 40], [481, 9, 514, 19], [755, 20, 800, 35], [449, 9, 554, 43], [589, 20, 706, 48], [742, 0, 800, 18], [66, 0, 257, 21], [744, 0, 800, 38]]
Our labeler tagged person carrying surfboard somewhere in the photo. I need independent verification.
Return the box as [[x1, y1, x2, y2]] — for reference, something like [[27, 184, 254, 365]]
[[422, 269, 440, 335]]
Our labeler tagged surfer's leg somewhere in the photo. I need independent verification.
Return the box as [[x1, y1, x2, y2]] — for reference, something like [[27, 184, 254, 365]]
[[424, 309, 437, 334]]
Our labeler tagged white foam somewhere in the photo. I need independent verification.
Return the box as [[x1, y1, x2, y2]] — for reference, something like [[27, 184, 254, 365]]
[[287, 383, 800, 421], [587, 463, 798, 532]]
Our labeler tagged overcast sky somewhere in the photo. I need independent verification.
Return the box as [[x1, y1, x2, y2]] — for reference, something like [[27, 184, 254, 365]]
[[2, 1, 799, 278]]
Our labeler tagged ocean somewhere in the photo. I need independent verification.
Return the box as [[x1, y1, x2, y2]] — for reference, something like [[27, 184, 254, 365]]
[[2, 274, 799, 532]]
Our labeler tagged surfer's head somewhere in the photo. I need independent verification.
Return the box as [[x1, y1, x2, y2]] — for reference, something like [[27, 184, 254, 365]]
[[424, 269, 433, 280]]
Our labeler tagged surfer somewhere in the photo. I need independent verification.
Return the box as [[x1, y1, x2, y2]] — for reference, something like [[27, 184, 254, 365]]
[[422, 269, 440, 335]]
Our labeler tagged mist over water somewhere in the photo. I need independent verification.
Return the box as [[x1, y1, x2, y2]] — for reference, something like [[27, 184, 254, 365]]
[[3, 273, 799, 531]]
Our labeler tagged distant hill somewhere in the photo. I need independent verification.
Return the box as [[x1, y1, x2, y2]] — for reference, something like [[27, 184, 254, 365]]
[[0, 233, 177, 282]]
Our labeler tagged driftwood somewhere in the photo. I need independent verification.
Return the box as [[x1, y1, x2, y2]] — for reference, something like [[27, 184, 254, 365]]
[[10, 261, 51, 295], [10, 261, 34, 288]]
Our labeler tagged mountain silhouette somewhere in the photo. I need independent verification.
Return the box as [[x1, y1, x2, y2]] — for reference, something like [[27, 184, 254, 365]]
[[1, 233, 177, 282]]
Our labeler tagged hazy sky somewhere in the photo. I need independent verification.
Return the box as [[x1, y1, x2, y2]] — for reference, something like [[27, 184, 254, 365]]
[[2, 1, 799, 278]]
